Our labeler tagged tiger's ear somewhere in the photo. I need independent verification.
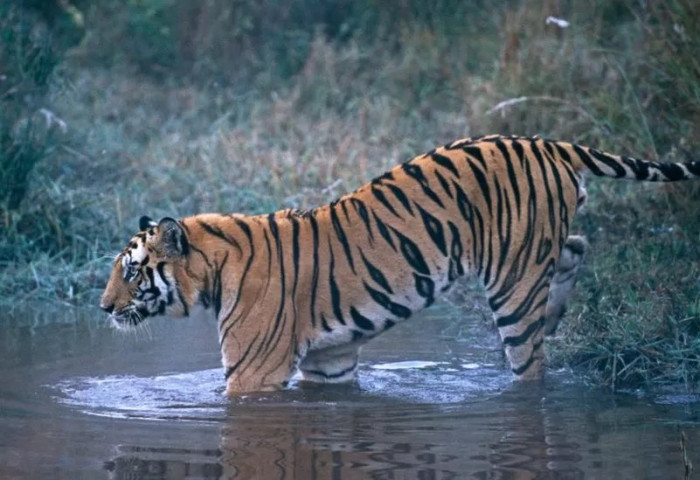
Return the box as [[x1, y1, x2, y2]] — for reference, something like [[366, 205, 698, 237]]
[[156, 217, 189, 257], [139, 215, 157, 231]]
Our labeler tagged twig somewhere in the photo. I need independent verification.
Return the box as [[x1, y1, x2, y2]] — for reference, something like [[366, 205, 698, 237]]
[[486, 96, 528, 115], [681, 431, 693, 480], [61, 144, 92, 161], [611, 352, 618, 393], [321, 178, 343, 194], [486, 95, 599, 126]]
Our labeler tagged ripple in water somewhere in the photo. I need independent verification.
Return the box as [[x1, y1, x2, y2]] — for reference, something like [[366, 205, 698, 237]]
[[53, 360, 511, 421]]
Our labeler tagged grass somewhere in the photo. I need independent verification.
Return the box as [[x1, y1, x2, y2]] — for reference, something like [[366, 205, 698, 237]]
[[2, 0, 700, 389], [548, 181, 700, 389]]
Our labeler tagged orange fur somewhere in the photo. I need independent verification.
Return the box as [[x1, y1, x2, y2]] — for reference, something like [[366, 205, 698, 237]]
[[101, 135, 700, 394]]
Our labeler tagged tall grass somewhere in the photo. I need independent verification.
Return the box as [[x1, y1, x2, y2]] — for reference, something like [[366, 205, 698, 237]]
[[2, 0, 699, 388]]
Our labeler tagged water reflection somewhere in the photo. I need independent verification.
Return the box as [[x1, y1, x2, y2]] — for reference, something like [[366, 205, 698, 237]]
[[1, 306, 699, 479], [97, 376, 700, 479], [104, 445, 223, 479]]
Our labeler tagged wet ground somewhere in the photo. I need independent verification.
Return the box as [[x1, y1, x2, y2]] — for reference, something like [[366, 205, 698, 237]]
[[1, 303, 698, 479]]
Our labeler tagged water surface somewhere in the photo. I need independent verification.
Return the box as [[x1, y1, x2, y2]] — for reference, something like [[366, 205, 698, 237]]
[[1, 304, 698, 479]]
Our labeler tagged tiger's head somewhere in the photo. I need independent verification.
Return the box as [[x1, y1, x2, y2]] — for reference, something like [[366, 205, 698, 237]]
[[100, 216, 191, 329]]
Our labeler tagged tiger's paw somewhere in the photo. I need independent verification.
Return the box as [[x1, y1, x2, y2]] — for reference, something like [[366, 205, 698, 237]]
[[545, 235, 588, 336]]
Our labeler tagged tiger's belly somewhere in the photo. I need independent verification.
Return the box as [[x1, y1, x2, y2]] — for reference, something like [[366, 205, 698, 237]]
[[306, 257, 459, 354]]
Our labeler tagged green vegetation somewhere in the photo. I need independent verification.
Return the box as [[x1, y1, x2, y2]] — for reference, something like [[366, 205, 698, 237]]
[[1, 0, 699, 389]]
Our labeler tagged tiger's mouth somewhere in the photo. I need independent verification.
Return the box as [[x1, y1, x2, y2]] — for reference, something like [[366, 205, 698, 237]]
[[109, 306, 149, 329]]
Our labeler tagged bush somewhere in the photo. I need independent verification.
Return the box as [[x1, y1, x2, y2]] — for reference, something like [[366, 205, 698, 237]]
[[2, 0, 700, 388], [0, 0, 83, 210]]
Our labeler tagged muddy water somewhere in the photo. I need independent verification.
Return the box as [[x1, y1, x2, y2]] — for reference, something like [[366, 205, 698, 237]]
[[0, 304, 698, 479]]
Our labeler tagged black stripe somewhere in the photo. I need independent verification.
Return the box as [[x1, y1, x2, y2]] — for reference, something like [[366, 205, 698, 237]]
[[198, 220, 242, 255], [340, 199, 352, 221], [434, 170, 453, 199], [502, 317, 544, 347], [496, 139, 522, 218], [309, 214, 320, 329], [453, 181, 473, 223], [687, 161, 700, 177], [473, 206, 486, 278], [431, 152, 460, 177], [530, 140, 557, 233], [229, 218, 255, 320], [553, 141, 572, 165], [620, 156, 650, 179], [452, 181, 478, 269], [493, 184, 512, 286], [372, 210, 397, 251], [349, 306, 375, 331], [463, 145, 487, 169], [224, 332, 260, 379], [372, 170, 394, 184], [212, 252, 228, 316], [156, 262, 169, 285], [303, 362, 358, 380], [543, 139, 556, 160], [233, 217, 252, 238], [448, 221, 464, 279], [511, 139, 526, 168], [216, 222, 246, 337], [264, 214, 287, 350], [657, 161, 687, 181], [364, 282, 412, 318], [572, 144, 605, 176], [492, 262, 552, 326], [402, 162, 445, 208], [416, 203, 447, 256], [371, 186, 402, 218], [290, 215, 301, 320], [320, 314, 333, 332], [548, 155, 571, 247], [328, 241, 346, 325], [386, 183, 414, 215], [176, 286, 188, 316], [483, 220, 493, 287], [187, 243, 214, 270], [359, 248, 393, 294], [588, 148, 627, 177], [389, 225, 430, 275], [330, 201, 356, 274], [511, 338, 544, 376], [467, 159, 492, 216], [414, 274, 435, 307], [349, 198, 374, 244], [196, 268, 210, 312], [144, 267, 159, 295]]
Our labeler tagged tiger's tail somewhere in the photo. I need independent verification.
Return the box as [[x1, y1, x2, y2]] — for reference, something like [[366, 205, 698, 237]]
[[555, 140, 700, 181]]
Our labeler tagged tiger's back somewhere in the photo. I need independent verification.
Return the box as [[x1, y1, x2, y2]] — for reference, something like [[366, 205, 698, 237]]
[[100, 135, 700, 394]]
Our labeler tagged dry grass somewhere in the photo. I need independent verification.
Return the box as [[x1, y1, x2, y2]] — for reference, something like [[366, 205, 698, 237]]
[[2, 0, 700, 388]]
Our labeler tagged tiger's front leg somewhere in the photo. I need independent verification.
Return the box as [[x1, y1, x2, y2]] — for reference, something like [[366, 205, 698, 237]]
[[298, 343, 362, 384], [222, 335, 298, 395]]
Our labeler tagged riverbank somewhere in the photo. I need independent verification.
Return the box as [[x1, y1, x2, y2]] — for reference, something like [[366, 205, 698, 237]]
[[2, 1, 699, 389]]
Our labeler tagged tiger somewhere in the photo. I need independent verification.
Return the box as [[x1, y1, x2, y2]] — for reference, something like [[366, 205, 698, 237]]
[[100, 135, 700, 395]]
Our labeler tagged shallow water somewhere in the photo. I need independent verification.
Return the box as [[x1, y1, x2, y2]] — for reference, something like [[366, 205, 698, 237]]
[[1, 305, 698, 479]]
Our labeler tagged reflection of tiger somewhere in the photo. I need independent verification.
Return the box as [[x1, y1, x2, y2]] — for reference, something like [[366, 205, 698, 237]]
[[100, 135, 700, 394]]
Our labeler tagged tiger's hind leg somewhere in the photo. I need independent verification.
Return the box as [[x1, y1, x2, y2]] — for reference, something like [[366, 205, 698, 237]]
[[545, 235, 587, 336], [298, 343, 362, 384], [487, 235, 586, 380], [487, 284, 549, 380], [486, 258, 555, 379]]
